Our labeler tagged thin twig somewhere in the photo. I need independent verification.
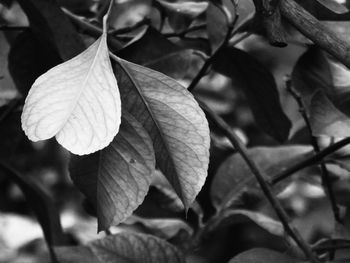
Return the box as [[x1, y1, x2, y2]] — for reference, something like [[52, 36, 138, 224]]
[[197, 99, 320, 263], [285, 77, 341, 223], [271, 137, 350, 185], [187, 2, 237, 92]]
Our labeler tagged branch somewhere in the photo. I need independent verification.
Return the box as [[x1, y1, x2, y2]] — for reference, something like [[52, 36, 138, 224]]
[[280, 0, 350, 68], [197, 100, 320, 263], [271, 137, 350, 184], [285, 77, 341, 222], [253, 0, 287, 47]]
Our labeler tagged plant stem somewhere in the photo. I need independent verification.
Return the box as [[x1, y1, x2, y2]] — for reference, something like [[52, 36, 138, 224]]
[[271, 137, 350, 184], [285, 77, 341, 223], [197, 100, 320, 263]]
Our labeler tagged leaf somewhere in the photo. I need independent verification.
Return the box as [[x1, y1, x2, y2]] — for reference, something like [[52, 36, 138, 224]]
[[0, 162, 66, 262], [206, 2, 227, 53], [113, 57, 210, 209], [213, 47, 291, 142], [292, 47, 333, 104], [17, 0, 85, 60], [210, 209, 284, 237], [211, 145, 315, 209], [316, 0, 349, 14], [156, 0, 208, 32], [21, 32, 121, 155], [117, 27, 203, 79], [228, 248, 299, 263], [8, 29, 61, 96], [55, 232, 185, 263], [70, 112, 155, 230], [309, 90, 350, 138]]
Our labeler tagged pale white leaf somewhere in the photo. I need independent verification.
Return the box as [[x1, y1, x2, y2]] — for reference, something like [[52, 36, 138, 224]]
[[21, 33, 121, 155]]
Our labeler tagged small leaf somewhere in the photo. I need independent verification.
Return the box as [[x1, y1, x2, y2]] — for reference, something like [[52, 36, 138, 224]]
[[21, 32, 121, 155], [55, 232, 185, 263], [309, 90, 350, 138], [229, 248, 299, 263], [213, 47, 291, 142], [156, 0, 208, 32], [316, 0, 349, 14], [70, 112, 155, 230], [114, 57, 210, 209]]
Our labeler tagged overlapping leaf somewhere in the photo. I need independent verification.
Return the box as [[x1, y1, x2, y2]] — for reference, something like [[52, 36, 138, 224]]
[[21, 32, 121, 155], [70, 112, 155, 230], [114, 57, 210, 209], [55, 232, 184, 263]]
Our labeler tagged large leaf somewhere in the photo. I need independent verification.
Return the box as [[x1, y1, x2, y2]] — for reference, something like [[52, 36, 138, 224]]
[[0, 162, 66, 262], [21, 32, 121, 155], [113, 57, 210, 208], [229, 248, 299, 263], [8, 29, 61, 96], [118, 27, 202, 79], [213, 47, 291, 142], [211, 145, 315, 209], [17, 0, 85, 60], [55, 232, 184, 263], [70, 112, 155, 230]]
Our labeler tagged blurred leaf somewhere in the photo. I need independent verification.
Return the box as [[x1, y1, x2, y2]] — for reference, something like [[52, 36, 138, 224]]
[[156, 0, 208, 32], [210, 209, 284, 237], [0, 102, 22, 160], [114, 58, 210, 209], [17, 0, 85, 61], [206, 2, 227, 53], [125, 215, 193, 240], [309, 90, 350, 137], [8, 29, 61, 96], [118, 27, 203, 79], [55, 232, 185, 263], [211, 145, 315, 209], [292, 47, 333, 104], [70, 112, 155, 230], [315, 0, 348, 14], [0, 162, 66, 262], [213, 47, 291, 142], [21, 30, 121, 155], [228, 248, 299, 263]]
